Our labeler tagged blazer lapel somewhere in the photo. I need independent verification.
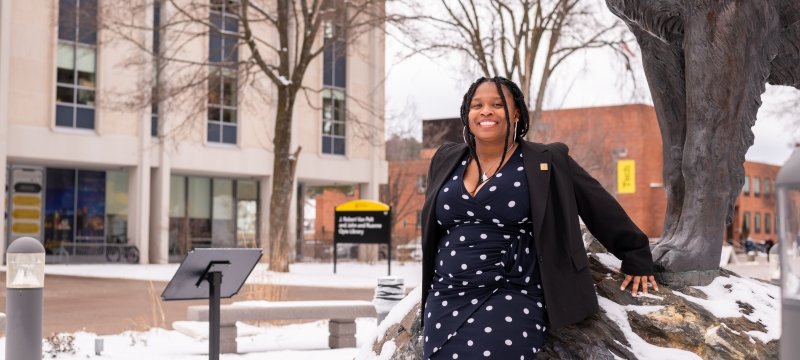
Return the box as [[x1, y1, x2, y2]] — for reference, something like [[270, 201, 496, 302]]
[[521, 142, 552, 243]]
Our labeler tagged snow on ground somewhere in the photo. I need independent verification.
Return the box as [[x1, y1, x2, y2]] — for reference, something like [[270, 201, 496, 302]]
[[355, 287, 422, 360], [598, 296, 702, 360], [672, 275, 781, 343], [0, 261, 420, 358], [0, 258, 780, 358], [11, 261, 422, 289], [0, 318, 377, 359]]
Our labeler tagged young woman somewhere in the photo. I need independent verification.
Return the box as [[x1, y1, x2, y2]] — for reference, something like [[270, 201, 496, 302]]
[[420, 76, 658, 359]]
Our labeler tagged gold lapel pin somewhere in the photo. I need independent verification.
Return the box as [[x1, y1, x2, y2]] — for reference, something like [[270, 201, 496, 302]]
[[540, 163, 549, 171]]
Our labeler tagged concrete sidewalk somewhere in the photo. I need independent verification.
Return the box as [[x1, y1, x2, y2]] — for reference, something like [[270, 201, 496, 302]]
[[722, 252, 778, 282], [0, 274, 374, 335]]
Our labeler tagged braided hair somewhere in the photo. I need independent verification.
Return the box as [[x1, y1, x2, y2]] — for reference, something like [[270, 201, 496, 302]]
[[459, 76, 530, 195]]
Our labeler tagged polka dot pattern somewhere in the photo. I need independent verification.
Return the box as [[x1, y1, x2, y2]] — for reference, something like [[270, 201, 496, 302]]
[[424, 146, 546, 359]]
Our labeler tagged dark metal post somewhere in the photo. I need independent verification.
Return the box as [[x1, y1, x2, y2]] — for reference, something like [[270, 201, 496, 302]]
[[6, 237, 45, 360], [333, 238, 337, 274], [208, 271, 222, 360], [387, 242, 392, 276]]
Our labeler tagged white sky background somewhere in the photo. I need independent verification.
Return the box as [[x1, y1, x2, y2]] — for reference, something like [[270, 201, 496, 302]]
[[383, 1, 799, 166]]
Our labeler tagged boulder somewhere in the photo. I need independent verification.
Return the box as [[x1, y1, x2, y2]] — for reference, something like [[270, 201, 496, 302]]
[[358, 231, 780, 359]]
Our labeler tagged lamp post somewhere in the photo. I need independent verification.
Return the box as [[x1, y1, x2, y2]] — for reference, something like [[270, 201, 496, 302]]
[[5, 236, 45, 360], [776, 144, 800, 359]]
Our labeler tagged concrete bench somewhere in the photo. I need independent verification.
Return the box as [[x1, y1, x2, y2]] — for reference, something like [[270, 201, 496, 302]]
[[186, 300, 376, 353]]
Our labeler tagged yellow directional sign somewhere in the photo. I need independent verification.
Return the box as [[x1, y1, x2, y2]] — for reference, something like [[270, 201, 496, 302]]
[[12, 223, 40, 234], [12, 209, 40, 220], [12, 195, 41, 206]]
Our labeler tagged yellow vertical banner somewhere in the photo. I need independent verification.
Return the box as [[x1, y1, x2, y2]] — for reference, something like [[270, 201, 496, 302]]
[[617, 160, 635, 194]]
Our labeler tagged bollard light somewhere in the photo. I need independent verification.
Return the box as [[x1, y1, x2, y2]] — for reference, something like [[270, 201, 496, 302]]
[[5, 236, 45, 360], [7, 242, 45, 289], [776, 144, 800, 359], [373, 276, 405, 325]]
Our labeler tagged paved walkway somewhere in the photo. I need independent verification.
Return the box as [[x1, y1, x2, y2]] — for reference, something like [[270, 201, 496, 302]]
[[722, 252, 777, 282], [0, 274, 374, 335]]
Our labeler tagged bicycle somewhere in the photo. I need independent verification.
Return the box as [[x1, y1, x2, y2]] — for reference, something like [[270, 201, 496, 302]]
[[106, 235, 140, 264]]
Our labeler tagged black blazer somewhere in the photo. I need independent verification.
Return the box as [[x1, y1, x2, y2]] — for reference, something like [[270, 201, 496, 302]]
[[420, 141, 655, 329]]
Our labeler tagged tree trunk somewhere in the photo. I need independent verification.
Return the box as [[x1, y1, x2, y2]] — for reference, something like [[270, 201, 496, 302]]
[[268, 87, 301, 272]]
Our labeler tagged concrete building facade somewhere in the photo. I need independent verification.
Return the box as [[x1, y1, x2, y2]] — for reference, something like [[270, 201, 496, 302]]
[[1, 0, 387, 263]]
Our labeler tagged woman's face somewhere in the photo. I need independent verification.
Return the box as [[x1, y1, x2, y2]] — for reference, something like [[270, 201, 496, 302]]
[[467, 82, 519, 145]]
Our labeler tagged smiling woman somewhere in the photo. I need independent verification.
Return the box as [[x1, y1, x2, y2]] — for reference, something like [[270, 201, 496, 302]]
[[420, 76, 658, 359]]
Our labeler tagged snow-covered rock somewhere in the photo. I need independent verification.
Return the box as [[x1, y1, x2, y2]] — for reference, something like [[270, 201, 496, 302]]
[[360, 235, 780, 359]]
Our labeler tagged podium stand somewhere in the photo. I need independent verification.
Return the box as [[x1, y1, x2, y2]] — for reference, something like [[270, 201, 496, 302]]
[[162, 248, 261, 360]]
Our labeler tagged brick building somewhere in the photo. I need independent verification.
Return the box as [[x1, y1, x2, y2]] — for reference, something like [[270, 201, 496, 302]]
[[726, 162, 780, 246], [314, 104, 782, 257], [422, 104, 668, 238]]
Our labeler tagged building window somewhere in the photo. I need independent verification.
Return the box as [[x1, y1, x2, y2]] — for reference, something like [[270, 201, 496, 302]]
[[321, 19, 346, 155], [151, 0, 161, 137], [765, 213, 771, 234], [416, 175, 427, 194], [753, 177, 760, 196], [764, 179, 771, 196], [742, 176, 750, 195], [322, 88, 346, 155], [56, 0, 98, 129], [207, 0, 239, 144], [743, 212, 751, 234], [169, 175, 259, 261], [754, 212, 763, 234], [42, 167, 128, 260], [323, 21, 346, 88]]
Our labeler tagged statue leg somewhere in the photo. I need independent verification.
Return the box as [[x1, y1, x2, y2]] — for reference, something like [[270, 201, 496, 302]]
[[629, 27, 686, 248], [652, 2, 777, 271]]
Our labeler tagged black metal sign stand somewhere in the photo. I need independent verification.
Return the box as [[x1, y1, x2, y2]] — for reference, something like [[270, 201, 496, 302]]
[[162, 249, 261, 360], [197, 261, 230, 360]]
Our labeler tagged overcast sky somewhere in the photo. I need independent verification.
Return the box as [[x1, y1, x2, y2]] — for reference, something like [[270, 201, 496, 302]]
[[383, 9, 798, 167]]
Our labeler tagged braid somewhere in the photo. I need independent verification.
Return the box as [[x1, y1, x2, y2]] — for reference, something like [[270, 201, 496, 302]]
[[495, 77, 530, 140], [493, 77, 511, 177], [460, 77, 489, 188]]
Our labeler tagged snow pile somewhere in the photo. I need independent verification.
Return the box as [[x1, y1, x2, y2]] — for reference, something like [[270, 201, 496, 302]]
[[355, 287, 422, 360], [598, 297, 701, 360], [672, 275, 780, 343], [1, 319, 377, 359], [593, 252, 622, 271]]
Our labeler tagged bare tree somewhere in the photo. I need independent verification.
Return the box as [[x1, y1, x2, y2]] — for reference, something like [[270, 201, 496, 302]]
[[380, 153, 426, 247], [101, 0, 401, 272], [763, 85, 800, 144], [392, 0, 634, 129]]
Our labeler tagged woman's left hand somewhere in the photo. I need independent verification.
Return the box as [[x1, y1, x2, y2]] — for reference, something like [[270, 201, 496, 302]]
[[620, 274, 659, 296]]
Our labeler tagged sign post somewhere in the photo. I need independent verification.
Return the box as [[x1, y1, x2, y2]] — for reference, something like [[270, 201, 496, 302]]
[[333, 200, 392, 275], [162, 248, 261, 359]]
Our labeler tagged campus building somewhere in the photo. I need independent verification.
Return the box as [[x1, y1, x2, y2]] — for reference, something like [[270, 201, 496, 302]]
[[726, 162, 780, 246], [0, 1, 387, 263], [378, 104, 782, 253]]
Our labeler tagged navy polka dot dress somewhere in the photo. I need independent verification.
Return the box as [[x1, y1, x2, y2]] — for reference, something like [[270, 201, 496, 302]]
[[423, 146, 548, 359]]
